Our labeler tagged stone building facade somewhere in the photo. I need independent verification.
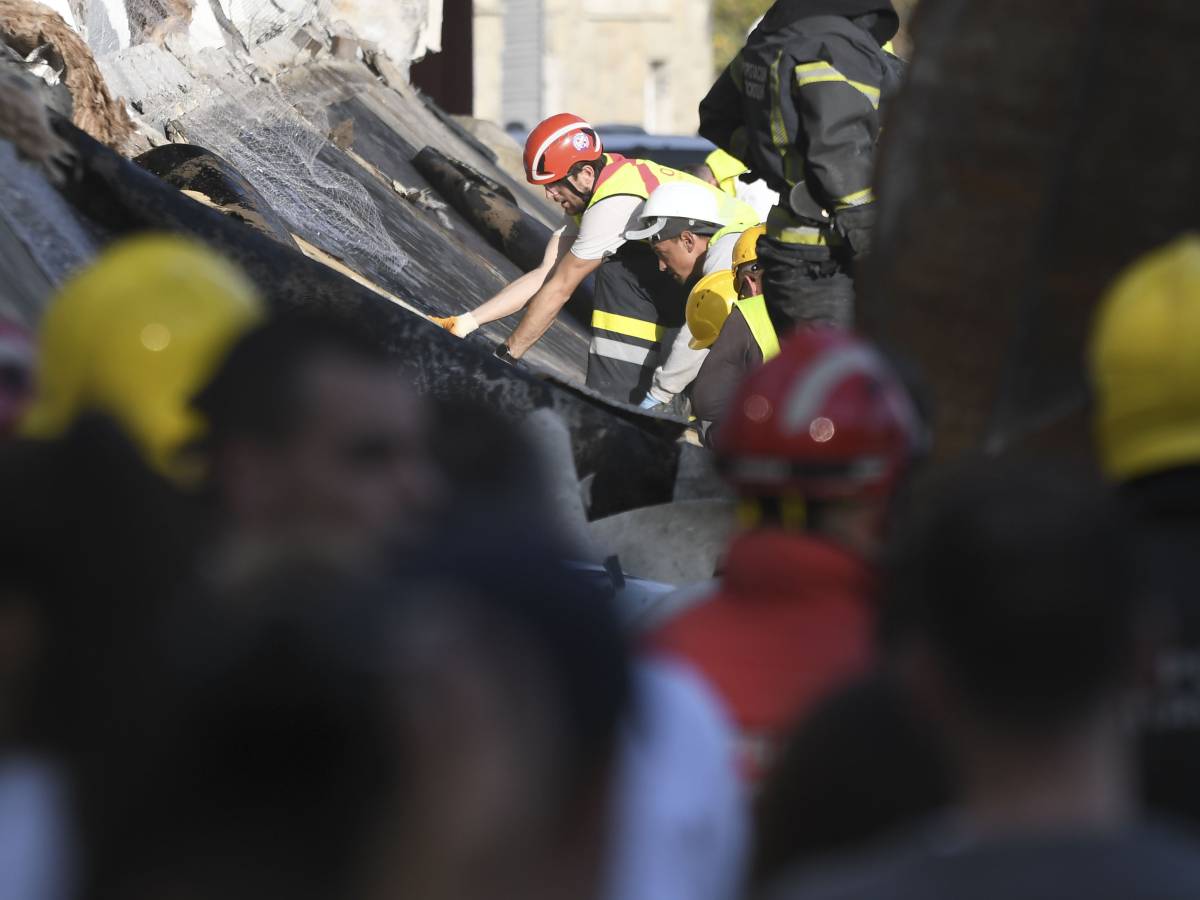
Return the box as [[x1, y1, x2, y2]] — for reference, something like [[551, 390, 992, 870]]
[[474, 0, 713, 136]]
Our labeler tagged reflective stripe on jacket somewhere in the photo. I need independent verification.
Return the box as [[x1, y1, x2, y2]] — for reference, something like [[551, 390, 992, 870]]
[[699, 14, 904, 243]]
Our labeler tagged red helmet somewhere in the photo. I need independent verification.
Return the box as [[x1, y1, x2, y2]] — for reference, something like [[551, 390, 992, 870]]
[[523, 113, 603, 185], [0, 320, 35, 439], [716, 328, 923, 500]]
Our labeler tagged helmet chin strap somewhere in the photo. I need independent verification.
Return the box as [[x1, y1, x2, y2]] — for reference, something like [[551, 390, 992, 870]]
[[561, 173, 591, 202]]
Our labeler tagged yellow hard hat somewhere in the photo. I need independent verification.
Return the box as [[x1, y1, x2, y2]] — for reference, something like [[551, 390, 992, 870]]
[[1088, 234, 1200, 481], [704, 148, 750, 196], [732, 224, 767, 272], [21, 234, 265, 485], [686, 269, 737, 350]]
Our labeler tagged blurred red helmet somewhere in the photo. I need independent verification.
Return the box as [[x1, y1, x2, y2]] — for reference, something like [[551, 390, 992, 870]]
[[716, 328, 923, 500], [0, 320, 35, 439], [523, 113, 603, 185]]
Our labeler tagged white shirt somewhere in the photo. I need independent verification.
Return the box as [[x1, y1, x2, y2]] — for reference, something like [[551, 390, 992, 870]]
[[734, 178, 780, 223], [0, 757, 75, 900], [567, 196, 648, 261], [603, 658, 749, 900]]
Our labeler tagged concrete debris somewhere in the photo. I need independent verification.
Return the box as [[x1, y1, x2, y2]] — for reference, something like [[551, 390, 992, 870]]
[[0, 71, 77, 183], [587, 499, 737, 585], [0, 0, 136, 152], [0, 0, 706, 534], [390, 180, 454, 231]]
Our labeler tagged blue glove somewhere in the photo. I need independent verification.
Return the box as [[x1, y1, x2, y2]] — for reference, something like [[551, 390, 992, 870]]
[[639, 394, 662, 410]]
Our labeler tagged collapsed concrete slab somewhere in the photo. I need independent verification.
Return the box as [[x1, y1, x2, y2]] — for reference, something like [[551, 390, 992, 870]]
[[0, 0, 707, 521], [40, 119, 686, 516]]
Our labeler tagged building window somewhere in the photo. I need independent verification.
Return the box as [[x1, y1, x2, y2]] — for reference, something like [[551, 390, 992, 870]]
[[643, 60, 668, 133]]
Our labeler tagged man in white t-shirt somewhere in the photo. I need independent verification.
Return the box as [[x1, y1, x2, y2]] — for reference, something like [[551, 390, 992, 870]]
[[431, 113, 756, 405]]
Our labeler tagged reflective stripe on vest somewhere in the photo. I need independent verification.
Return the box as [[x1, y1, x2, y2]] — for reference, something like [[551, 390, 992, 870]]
[[733, 295, 781, 361], [592, 309, 668, 344], [587, 156, 708, 209], [589, 336, 654, 367], [706, 148, 750, 198], [765, 205, 833, 246]]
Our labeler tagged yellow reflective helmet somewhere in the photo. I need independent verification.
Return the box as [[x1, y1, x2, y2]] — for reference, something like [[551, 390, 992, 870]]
[[704, 148, 749, 196], [1088, 234, 1200, 481], [686, 269, 737, 350], [732, 224, 767, 271], [21, 234, 265, 485]]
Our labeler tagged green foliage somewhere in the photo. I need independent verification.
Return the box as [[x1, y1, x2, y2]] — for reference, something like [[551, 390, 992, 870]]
[[712, 0, 772, 75]]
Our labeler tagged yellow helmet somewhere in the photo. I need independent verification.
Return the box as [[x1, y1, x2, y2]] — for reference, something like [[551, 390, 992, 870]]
[[686, 269, 737, 350], [732, 224, 767, 272], [21, 234, 265, 485], [1088, 235, 1200, 481]]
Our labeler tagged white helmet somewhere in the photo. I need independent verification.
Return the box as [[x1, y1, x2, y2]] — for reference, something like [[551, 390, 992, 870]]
[[626, 181, 726, 242]]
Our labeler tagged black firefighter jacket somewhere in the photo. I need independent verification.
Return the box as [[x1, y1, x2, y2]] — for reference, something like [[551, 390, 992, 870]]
[[699, 0, 903, 258]]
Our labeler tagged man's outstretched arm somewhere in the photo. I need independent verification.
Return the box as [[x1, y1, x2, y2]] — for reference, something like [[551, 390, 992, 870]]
[[505, 251, 604, 357]]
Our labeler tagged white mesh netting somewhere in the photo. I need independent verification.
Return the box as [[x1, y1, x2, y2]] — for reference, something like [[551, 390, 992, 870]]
[[179, 80, 409, 281]]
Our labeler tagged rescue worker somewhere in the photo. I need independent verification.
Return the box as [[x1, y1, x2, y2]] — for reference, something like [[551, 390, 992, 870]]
[[624, 181, 760, 410], [1088, 235, 1200, 828], [431, 113, 755, 405], [20, 234, 264, 486], [690, 147, 778, 222], [698, 0, 904, 328], [0, 320, 35, 439], [649, 328, 924, 782], [691, 224, 779, 439], [683, 270, 738, 359]]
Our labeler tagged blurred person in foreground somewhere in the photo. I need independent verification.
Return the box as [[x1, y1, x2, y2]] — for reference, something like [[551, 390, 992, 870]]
[[193, 316, 443, 580], [1089, 235, 1200, 827], [403, 517, 751, 900], [751, 672, 952, 890], [649, 328, 925, 781], [92, 539, 633, 900], [764, 460, 1200, 900], [0, 319, 35, 439], [0, 235, 265, 900]]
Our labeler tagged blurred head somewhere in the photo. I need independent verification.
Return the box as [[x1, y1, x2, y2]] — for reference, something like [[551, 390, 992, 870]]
[[194, 317, 442, 561], [752, 673, 952, 887], [1089, 235, 1200, 482], [377, 548, 632, 900], [20, 235, 264, 485], [0, 320, 35, 439], [88, 568, 408, 900], [732, 224, 767, 298], [716, 329, 925, 557], [523, 114, 604, 216], [890, 459, 1138, 742], [94, 544, 630, 900]]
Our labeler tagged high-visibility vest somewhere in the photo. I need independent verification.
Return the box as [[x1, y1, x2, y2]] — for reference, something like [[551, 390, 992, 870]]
[[705, 148, 750, 198], [576, 155, 759, 239], [732, 295, 780, 361]]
